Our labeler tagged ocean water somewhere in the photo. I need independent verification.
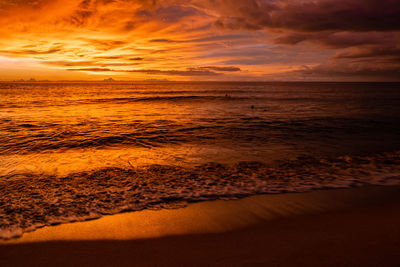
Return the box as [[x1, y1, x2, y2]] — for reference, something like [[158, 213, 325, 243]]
[[1, 81, 400, 239]]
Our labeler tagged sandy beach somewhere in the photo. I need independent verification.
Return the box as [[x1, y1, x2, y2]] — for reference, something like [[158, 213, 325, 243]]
[[1, 186, 399, 266]]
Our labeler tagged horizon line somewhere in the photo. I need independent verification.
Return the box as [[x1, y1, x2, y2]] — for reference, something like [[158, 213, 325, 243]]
[[1, 80, 400, 83]]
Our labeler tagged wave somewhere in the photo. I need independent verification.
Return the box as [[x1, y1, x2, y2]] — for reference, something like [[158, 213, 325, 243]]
[[0, 95, 248, 109], [1, 117, 400, 154], [1, 151, 399, 239], [0, 116, 400, 155], [0, 95, 348, 109]]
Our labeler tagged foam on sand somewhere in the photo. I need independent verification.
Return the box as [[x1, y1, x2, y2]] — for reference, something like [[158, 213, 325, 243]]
[[1, 151, 399, 240]]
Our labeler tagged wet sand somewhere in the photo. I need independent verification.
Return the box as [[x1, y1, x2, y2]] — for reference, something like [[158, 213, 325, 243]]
[[1, 186, 400, 266]]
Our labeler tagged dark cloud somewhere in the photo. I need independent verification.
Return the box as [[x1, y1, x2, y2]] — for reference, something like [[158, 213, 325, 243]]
[[153, 5, 201, 23], [0, 47, 61, 56], [149, 39, 177, 43], [125, 68, 222, 76], [129, 57, 144, 61], [94, 56, 122, 60], [45, 60, 142, 68], [334, 46, 400, 61], [149, 34, 251, 44], [66, 66, 223, 76], [66, 10, 94, 26], [282, 61, 400, 81], [101, 63, 142, 67], [199, 66, 240, 72], [200, 0, 400, 32], [196, 0, 400, 80], [88, 39, 128, 50], [273, 31, 400, 49], [92, 56, 144, 61], [134, 3, 202, 23]]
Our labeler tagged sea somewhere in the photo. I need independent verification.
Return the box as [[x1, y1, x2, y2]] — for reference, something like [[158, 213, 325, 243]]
[[1, 81, 400, 239]]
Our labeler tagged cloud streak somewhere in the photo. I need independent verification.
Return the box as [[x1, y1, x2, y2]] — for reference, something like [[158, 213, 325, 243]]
[[66, 65, 242, 76]]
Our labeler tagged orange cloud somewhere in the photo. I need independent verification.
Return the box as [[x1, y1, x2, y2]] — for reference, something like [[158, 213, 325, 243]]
[[0, 0, 399, 81]]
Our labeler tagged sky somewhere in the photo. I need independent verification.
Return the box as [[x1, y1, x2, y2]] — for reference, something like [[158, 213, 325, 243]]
[[0, 0, 399, 81]]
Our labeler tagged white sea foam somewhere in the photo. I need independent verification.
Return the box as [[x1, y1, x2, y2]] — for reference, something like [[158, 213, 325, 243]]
[[1, 151, 399, 240]]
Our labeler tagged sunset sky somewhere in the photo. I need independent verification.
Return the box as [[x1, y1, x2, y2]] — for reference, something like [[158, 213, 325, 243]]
[[0, 0, 399, 81]]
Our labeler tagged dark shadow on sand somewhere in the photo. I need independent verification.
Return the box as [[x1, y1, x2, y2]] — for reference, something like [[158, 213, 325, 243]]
[[1, 197, 400, 267]]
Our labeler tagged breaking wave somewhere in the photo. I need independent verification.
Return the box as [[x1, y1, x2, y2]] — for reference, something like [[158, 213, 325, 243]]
[[1, 151, 399, 240]]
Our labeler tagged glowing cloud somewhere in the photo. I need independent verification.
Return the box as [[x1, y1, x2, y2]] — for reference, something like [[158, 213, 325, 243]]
[[0, 0, 399, 81]]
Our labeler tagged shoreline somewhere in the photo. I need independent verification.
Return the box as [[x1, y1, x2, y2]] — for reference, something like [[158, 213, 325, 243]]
[[1, 185, 400, 266], [1, 185, 399, 244]]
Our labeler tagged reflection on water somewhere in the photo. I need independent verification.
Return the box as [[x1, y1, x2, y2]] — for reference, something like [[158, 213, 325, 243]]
[[1, 81, 400, 239], [1, 145, 283, 177], [1, 82, 400, 176]]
